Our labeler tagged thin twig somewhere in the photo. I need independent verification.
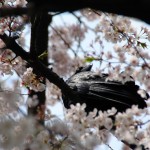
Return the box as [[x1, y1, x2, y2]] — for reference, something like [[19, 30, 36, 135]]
[[0, 89, 29, 95], [50, 25, 78, 57], [106, 144, 114, 150], [99, 11, 150, 70]]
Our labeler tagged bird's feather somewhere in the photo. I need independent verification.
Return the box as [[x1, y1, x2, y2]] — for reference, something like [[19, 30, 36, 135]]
[[63, 65, 148, 112]]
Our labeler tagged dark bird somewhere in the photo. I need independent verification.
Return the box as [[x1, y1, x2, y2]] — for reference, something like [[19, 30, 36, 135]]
[[62, 65, 148, 113]]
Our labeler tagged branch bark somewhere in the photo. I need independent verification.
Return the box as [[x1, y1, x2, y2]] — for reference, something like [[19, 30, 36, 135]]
[[27, 8, 52, 123], [0, 34, 73, 98], [0, 0, 150, 24]]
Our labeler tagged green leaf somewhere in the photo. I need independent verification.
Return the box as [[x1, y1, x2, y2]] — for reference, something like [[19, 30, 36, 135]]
[[140, 42, 147, 49], [38, 51, 48, 60], [84, 57, 96, 63], [137, 41, 147, 49]]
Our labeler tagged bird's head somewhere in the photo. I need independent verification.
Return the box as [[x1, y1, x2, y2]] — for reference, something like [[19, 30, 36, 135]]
[[74, 64, 93, 74]]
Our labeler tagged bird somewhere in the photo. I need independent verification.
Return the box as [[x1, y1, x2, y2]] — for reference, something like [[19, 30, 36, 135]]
[[62, 65, 148, 113]]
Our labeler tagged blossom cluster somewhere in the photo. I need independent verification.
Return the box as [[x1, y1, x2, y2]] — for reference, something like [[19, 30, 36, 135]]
[[95, 14, 137, 43], [0, 0, 27, 35], [65, 103, 150, 149], [22, 67, 45, 92], [65, 103, 114, 146], [115, 106, 150, 149], [49, 24, 87, 58], [84, 12, 150, 93], [0, 102, 150, 149], [0, 4, 150, 150], [0, 117, 46, 149], [0, 48, 26, 76]]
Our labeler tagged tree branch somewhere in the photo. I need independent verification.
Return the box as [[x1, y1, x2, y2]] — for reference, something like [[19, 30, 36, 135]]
[[0, 0, 150, 24], [0, 7, 28, 17], [0, 34, 73, 97]]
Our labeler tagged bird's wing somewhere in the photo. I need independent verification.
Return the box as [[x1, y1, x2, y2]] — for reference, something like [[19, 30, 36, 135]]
[[82, 81, 147, 112], [65, 70, 147, 112]]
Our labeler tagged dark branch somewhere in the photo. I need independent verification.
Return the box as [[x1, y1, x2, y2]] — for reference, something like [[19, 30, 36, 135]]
[[0, 7, 28, 17], [27, 8, 51, 122], [0, 34, 72, 97], [0, 0, 150, 24]]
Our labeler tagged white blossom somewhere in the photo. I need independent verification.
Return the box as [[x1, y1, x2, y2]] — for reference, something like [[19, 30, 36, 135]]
[[22, 67, 45, 92]]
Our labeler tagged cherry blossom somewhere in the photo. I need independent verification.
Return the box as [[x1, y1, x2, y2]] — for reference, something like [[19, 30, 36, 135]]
[[22, 67, 45, 92], [0, 0, 150, 149]]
